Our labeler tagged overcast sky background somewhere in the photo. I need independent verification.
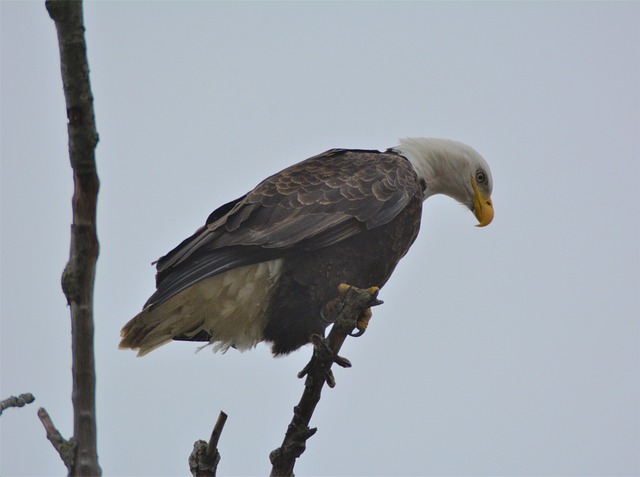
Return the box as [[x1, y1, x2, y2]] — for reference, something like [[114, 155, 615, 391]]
[[2, 2, 639, 476]]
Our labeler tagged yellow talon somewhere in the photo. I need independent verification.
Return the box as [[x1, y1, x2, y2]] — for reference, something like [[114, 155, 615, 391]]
[[356, 308, 372, 331], [337, 283, 351, 293]]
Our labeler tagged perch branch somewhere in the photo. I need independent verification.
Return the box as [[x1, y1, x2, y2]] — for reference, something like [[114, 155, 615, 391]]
[[269, 284, 382, 477], [46, 0, 101, 475], [38, 407, 77, 473], [0, 393, 35, 415], [189, 411, 229, 477]]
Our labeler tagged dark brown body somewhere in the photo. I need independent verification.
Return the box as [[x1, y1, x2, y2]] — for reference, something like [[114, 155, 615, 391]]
[[264, 194, 422, 354]]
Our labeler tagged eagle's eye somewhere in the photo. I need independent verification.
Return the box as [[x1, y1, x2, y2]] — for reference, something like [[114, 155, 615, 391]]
[[476, 170, 486, 184]]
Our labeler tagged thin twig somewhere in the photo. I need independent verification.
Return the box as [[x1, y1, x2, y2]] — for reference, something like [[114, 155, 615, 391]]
[[0, 393, 35, 415], [45, 1, 101, 475], [207, 411, 228, 458], [37, 408, 77, 473], [189, 411, 229, 477], [269, 284, 382, 477]]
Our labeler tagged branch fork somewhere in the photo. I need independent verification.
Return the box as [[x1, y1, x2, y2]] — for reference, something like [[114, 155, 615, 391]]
[[189, 411, 228, 477]]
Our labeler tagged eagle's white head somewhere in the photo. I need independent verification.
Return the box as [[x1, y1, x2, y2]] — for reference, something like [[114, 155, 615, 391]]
[[394, 137, 494, 227]]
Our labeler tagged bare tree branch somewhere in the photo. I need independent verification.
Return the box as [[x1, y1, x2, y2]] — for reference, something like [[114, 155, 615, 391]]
[[38, 407, 77, 473], [269, 284, 382, 477], [0, 393, 35, 415], [189, 411, 228, 477], [45, 1, 101, 475]]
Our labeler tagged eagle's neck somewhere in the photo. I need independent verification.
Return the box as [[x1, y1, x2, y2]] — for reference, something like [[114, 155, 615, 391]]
[[393, 137, 472, 202]]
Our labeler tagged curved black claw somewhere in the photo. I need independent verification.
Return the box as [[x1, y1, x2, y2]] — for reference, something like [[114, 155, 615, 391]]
[[348, 328, 366, 337], [319, 307, 334, 324]]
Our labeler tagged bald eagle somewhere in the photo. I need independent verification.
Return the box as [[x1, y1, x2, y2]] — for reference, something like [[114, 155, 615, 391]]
[[120, 138, 493, 356]]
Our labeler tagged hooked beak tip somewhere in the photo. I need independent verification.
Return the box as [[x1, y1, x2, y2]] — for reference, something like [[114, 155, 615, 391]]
[[475, 198, 494, 227]]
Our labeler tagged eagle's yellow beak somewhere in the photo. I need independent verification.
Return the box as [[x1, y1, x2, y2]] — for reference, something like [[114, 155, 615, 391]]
[[471, 176, 494, 227]]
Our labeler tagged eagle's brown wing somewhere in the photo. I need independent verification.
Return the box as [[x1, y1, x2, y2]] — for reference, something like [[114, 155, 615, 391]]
[[145, 148, 421, 309]]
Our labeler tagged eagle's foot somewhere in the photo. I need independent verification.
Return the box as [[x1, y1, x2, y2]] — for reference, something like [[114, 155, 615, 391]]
[[348, 287, 380, 337], [323, 285, 382, 335]]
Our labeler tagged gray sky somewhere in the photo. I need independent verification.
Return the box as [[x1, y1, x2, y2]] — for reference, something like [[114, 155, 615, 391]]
[[2, 2, 639, 476]]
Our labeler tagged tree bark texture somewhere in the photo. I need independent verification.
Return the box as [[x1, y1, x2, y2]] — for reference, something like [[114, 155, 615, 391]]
[[45, 1, 101, 475]]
